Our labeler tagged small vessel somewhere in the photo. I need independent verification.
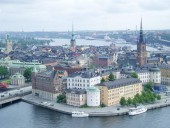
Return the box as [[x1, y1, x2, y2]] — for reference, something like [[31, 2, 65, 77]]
[[72, 111, 89, 117], [128, 105, 147, 116]]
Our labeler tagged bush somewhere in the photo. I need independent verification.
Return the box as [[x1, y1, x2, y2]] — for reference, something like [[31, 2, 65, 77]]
[[100, 103, 106, 107], [57, 94, 66, 103], [120, 97, 126, 106]]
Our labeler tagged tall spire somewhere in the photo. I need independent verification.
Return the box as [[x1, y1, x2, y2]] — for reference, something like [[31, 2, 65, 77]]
[[139, 18, 144, 43], [71, 23, 75, 41]]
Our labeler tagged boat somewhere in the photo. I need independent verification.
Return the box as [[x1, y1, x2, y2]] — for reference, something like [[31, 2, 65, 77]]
[[72, 111, 89, 117], [128, 105, 147, 116]]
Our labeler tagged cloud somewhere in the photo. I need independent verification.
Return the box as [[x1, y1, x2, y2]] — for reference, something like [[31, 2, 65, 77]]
[[0, 0, 169, 31]]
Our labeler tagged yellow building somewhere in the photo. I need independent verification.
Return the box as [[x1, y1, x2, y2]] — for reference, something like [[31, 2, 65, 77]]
[[159, 64, 170, 85], [98, 78, 142, 106]]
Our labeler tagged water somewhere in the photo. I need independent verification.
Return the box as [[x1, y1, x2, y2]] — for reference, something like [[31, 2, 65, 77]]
[[50, 39, 158, 51], [0, 102, 170, 128]]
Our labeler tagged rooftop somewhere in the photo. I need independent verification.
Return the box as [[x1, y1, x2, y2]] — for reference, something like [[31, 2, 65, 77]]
[[98, 78, 141, 89]]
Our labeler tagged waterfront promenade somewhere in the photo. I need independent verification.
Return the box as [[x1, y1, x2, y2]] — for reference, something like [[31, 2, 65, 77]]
[[22, 94, 170, 117]]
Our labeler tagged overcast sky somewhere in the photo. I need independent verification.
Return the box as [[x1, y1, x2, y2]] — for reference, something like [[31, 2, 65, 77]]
[[0, 0, 169, 31]]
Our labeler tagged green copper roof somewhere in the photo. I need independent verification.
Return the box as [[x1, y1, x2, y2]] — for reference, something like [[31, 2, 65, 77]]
[[87, 86, 100, 92]]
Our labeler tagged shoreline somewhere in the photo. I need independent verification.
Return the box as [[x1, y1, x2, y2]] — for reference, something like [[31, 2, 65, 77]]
[[22, 94, 170, 117]]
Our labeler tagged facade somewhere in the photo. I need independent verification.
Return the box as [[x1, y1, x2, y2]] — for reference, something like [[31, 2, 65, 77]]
[[0, 59, 46, 75], [32, 68, 64, 101], [70, 25, 76, 51], [67, 71, 100, 89], [136, 69, 150, 84], [149, 65, 161, 84], [66, 89, 86, 107], [93, 53, 118, 67], [5, 35, 13, 54], [159, 64, 170, 85], [11, 72, 25, 86], [137, 19, 147, 66], [98, 78, 142, 106], [86, 87, 100, 107]]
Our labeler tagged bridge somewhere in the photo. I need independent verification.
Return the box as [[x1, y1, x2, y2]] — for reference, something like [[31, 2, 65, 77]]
[[0, 96, 21, 106]]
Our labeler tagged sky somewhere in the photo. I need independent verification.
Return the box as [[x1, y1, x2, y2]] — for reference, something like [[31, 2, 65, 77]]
[[0, 0, 170, 31]]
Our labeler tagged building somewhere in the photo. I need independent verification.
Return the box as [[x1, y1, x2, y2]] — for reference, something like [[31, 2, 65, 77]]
[[93, 53, 118, 67], [11, 72, 25, 86], [86, 87, 100, 107], [54, 62, 84, 75], [149, 65, 161, 84], [70, 24, 76, 51], [98, 78, 142, 106], [0, 58, 46, 75], [137, 19, 147, 66], [135, 69, 150, 84], [67, 71, 100, 89], [66, 89, 86, 107], [32, 67, 64, 101], [5, 35, 13, 54], [159, 64, 170, 85]]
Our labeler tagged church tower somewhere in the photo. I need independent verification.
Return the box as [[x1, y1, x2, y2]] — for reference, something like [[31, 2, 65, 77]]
[[137, 19, 147, 66], [70, 24, 76, 51], [5, 34, 13, 54]]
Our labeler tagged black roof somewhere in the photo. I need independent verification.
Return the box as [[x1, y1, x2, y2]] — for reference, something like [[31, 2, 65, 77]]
[[98, 78, 141, 89]]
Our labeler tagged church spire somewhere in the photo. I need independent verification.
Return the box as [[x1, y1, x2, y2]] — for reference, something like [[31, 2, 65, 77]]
[[139, 18, 144, 43]]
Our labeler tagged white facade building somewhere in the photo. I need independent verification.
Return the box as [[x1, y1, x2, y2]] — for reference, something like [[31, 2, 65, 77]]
[[86, 87, 100, 106], [136, 70, 150, 84], [67, 72, 101, 89], [149, 65, 161, 84], [11, 72, 25, 86]]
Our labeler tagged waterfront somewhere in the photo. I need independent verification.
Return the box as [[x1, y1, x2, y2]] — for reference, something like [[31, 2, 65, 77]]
[[50, 38, 158, 51], [0, 102, 170, 128]]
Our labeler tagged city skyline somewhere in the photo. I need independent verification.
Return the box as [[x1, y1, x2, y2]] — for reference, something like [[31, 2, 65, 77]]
[[0, 0, 170, 31]]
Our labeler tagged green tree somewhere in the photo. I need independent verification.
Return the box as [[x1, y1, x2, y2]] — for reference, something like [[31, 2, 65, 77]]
[[120, 97, 126, 106], [131, 72, 138, 78], [108, 73, 115, 81], [23, 68, 32, 82], [144, 82, 153, 92], [132, 98, 137, 106], [57, 94, 66, 103], [127, 97, 132, 106], [0, 66, 8, 79], [101, 78, 106, 83], [100, 103, 106, 107], [157, 95, 161, 100]]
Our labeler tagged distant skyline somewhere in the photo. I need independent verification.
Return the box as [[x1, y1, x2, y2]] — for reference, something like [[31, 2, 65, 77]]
[[0, 0, 170, 31]]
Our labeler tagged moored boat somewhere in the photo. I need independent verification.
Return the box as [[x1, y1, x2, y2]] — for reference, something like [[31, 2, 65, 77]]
[[72, 111, 89, 117], [128, 105, 147, 116]]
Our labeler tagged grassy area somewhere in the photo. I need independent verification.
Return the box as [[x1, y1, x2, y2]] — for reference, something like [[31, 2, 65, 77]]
[[0, 79, 11, 84]]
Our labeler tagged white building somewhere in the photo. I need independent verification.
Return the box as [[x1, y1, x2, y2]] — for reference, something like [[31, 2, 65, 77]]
[[67, 71, 101, 89], [11, 72, 25, 86], [136, 70, 150, 84], [86, 87, 100, 107], [149, 65, 161, 84]]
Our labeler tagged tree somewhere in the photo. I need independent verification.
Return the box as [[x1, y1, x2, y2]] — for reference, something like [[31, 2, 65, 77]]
[[23, 68, 32, 82], [101, 78, 106, 83], [108, 73, 115, 81], [127, 97, 132, 106], [100, 103, 106, 107], [120, 97, 126, 106], [144, 82, 153, 92], [57, 94, 66, 103], [0, 66, 8, 79], [131, 72, 138, 78], [157, 95, 161, 100]]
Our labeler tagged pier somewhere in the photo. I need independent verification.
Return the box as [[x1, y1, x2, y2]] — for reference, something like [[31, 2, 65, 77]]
[[22, 94, 170, 117], [0, 96, 21, 107]]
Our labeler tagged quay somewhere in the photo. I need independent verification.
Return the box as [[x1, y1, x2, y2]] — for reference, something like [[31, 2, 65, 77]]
[[22, 94, 170, 117], [0, 96, 21, 107]]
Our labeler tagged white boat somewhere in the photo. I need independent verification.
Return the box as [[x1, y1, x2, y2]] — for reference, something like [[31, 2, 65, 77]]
[[72, 111, 89, 117], [128, 105, 147, 116]]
